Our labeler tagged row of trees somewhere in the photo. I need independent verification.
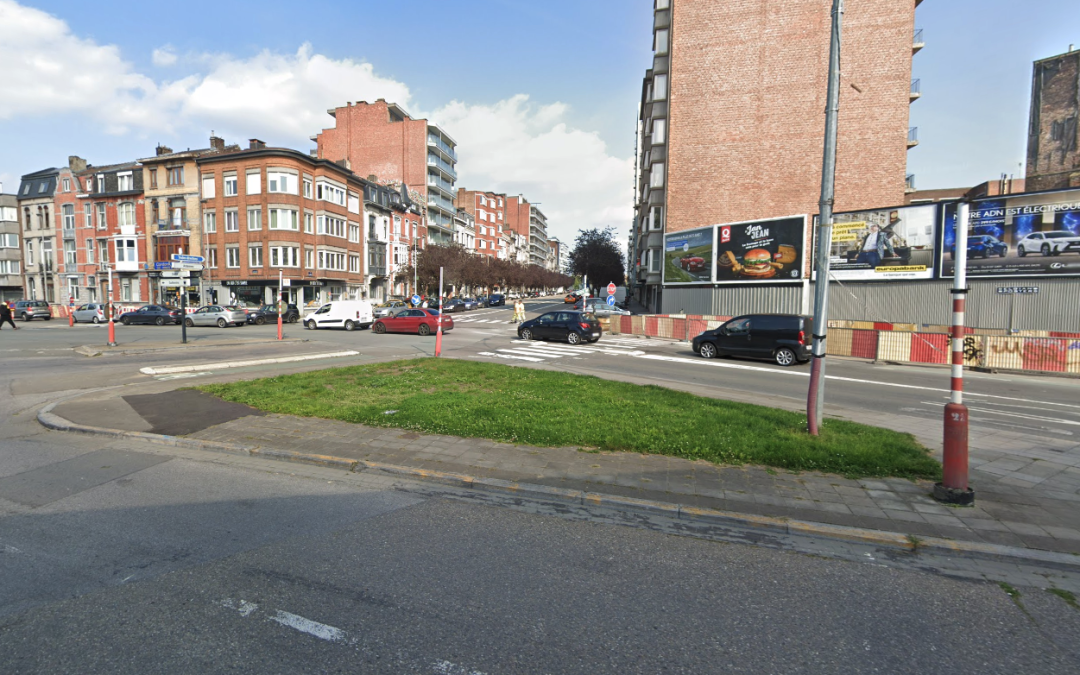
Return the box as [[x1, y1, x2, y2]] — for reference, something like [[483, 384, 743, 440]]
[[400, 244, 573, 296]]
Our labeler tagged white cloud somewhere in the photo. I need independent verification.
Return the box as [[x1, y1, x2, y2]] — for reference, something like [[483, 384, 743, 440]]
[[152, 46, 177, 67], [0, 0, 633, 245]]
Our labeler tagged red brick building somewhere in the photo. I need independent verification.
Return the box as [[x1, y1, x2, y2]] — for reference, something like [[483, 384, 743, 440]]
[[313, 100, 457, 247], [455, 188, 507, 258], [1026, 48, 1080, 192]]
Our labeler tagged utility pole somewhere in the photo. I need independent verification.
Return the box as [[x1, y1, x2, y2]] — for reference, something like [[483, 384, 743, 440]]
[[935, 201, 974, 505], [106, 265, 116, 346], [807, 0, 843, 436], [277, 267, 284, 341], [435, 266, 444, 357]]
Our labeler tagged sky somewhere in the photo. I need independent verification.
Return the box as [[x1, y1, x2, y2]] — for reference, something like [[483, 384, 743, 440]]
[[0, 0, 1077, 248]]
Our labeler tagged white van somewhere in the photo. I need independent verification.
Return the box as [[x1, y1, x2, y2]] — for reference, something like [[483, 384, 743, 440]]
[[303, 300, 374, 331]]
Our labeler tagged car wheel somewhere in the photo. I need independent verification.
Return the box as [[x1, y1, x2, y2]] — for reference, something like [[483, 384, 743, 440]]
[[344, 320, 356, 331], [185, 318, 194, 328], [121, 317, 131, 326], [1018, 246, 1027, 257], [1042, 244, 1051, 256], [217, 318, 227, 328], [418, 323, 431, 336], [21, 313, 30, 321], [519, 328, 533, 341], [255, 316, 266, 325], [567, 331, 582, 345], [305, 320, 316, 330], [700, 342, 718, 359], [1000, 248, 1007, 258], [92, 316, 100, 324], [288, 315, 298, 323], [372, 322, 386, 334], [155, 316, 165, 326], [774, 347, 797, 367], [981, 249, 989, 259]]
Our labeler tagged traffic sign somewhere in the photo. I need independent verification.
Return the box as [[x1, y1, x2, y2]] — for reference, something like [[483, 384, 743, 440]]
[[607, 283, 616, 295], [607, 295, 616, 306], [171, 254, 205, 263], [153, 261, 173, 270], [159, 279, 184, 288], [170, 262, 203, 271], [160, 270, 190, 278], [411, 294, 421, 306]]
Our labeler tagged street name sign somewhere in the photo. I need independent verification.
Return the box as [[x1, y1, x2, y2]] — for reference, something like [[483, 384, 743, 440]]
[[159, 279, 185, 288], [171, 262, 204, 271], [171, 254, 205, 263]]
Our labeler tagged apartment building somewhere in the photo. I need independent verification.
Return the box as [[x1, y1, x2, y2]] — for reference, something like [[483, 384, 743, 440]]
[[455, 189, 507, 257], [0, 192, 21, 302], [17, 167, 60, 303], [1026, 47, 1080, 192], [454, 208, 476, 250], [528, 205, 549, 267], [633, 0, 923, 312], [79, 161, 150, 304], [314, 100, 456, 246]]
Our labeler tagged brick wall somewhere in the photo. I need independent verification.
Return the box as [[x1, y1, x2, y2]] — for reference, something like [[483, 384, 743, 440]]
[[1026, 51, 1080, 192]]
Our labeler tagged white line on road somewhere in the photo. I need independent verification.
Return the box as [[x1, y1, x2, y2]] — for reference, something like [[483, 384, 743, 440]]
[[139, 350, 360, 375], [919, 400, 1080, 427], [270, 610, 348, 643], [478, 351, 544, 362], [497, 348, 564, 358]]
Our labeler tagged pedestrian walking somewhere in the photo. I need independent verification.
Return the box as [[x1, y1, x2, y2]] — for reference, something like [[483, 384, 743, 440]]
[[0, 301, 18, 330], [512, 298, 526, 324]]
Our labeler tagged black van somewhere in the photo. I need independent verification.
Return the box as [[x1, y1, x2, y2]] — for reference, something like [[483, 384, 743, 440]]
[[691, 314, 812, 366]]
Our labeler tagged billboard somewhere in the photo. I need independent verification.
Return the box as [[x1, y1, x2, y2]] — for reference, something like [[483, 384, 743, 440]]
[[940, 188, 1080, 278], [714, 216, 806, 283], [663, 226, 715, 284], [817, 204, 937, 280]]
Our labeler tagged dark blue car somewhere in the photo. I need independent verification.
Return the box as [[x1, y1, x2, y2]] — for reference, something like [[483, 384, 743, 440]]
[[951, 235, 1007, 260]]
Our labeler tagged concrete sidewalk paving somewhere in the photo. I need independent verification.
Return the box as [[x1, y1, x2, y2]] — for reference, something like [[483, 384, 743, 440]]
[[39, 385, 1080, 562]]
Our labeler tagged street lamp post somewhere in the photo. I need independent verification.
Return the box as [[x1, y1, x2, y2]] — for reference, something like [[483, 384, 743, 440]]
[[277, 267, 284, 341], [106, 265, 116, 346]]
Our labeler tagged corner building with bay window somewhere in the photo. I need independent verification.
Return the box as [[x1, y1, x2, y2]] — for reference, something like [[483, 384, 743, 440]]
[[197, 143, 368, 309]]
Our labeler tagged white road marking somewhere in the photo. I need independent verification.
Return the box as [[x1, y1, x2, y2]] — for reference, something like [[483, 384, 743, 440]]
[[153, 371, 213, 381], [270, 610, 348, 642], [919, 400, 1080, 427], [140, 350, 360, 375], [498, 348, 564, 358], [433, 660, 488, 675], [478, 351, 544, 362]]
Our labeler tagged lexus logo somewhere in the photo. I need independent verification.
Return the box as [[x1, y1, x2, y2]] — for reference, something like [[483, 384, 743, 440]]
[[1050, 262, 1065, 269]]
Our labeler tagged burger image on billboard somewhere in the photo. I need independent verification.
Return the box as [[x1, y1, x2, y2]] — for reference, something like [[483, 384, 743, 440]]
[[739, 249, 777, 278], [713, 216, 806, 283]]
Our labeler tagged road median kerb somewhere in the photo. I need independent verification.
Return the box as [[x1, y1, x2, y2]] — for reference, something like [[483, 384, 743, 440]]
[[35, 399, 1080, 573]]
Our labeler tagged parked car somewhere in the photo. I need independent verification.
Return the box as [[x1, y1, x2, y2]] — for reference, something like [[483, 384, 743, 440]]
[[475, 296, 488, 308], [680, 256, 707, 272], [1016, 230, 1080, 257], [72, 303, 106, 324], [372, 308, 453, 336], [442, 298, 467, 313], [951, 235, 1007, 259], [303, 300, 374, 331], [582, 297, 631, 318], [184, 305, 248, 328], [517, 310, 602, 345], [14, 300, 51, 321], [488, 294, 506, 307], [247, 303, 301, 324], [462, 297, 479, 311], [374, 300, 411, 319], [564, 293, 581, 304], [118, 305, 183, 326], [692, 313, 812, 366]]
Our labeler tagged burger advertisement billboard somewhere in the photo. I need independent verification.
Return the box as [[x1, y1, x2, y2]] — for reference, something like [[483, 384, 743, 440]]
[[663, 226, 715, 284], [714, 216, 806, 283], [817, 204, 937, 281], [940, 188, 1080, 278]]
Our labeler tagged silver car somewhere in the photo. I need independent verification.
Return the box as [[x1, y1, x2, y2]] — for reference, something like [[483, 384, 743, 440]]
[[583, 298, 631, 318], [374, 300, 410, 318], [72, 303, 106, 324], [183, 305, 247, 328]]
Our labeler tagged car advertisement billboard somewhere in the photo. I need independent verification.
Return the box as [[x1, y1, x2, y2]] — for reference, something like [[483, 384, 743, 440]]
[[815, 204, 937, 281], [714, 216, 806, 283], [940, 188, 1080, 278], [663, 226, 715, 283]]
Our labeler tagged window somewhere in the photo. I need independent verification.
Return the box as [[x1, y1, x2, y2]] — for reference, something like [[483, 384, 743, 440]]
[[0, 260, 19, 275], [202, 174, 216, 199], [479, 196, 486, 207], [304, 212, 314, 234], [148, 169, 158, 189], [269, 209, 299, 231], [247, 207, 262, 230], [0, 233, 17, 248], [305, 247, 314, 269], [118, 202, 136, 227], [97, 204, 107, 229], [168, 166, 184, 186], [64, 239, 76, 265], [224, 173, 237, 197], [653, 74, 667, 101], [248, 245, 263, 268], [62, 204, 75, 230], [86, 238, 95, 264], [121, 278, 132, 302], [84, 209, 92, 229], [269, 246, 300, 267], [347, 192, 360, 214], [207, 247, 218, 268], [62, 178, 71, 192], [498, 198, 503, 207], [317, 214, 346, 238], [655, 0, 669, 9], [38, 182, 47, 193], [246, 170, 261, 195], [225, 246, 240, 268], [478, 240, 486, 250], [225, 210, 239, 232], [315, 180, 346, 206], [170, 199, 186, 228], [650, 249, 661, 273], [22, 184, 29, 196], [349, 254, 361, 273], [204, 211, 217, 233], [650, 163, 665, 188], [117, 172, 133, 191], [348, 222, 360, 243], [97, 239, 109, 263], [652, 119, 666, 144], [267, 170, 297, 194], [650, 206, 664, 230], [26, 242, 34, 266], [85, 177, 93, 191], [317, 249, 346, 271], [303, 177, 312, 198], [654, 29, 669, 54], [115, 239, 137, 262], [96, 174, 105, 192]]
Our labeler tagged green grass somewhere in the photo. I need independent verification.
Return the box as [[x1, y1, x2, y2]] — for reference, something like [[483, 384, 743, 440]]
[[197, 358, 941, 480]]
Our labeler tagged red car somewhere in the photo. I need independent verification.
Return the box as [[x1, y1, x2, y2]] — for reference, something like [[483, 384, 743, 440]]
[[371, 308, 453, 336], [680, 256, 706, 272]]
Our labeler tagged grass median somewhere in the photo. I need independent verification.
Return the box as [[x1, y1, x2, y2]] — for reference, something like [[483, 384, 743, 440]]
[[198, 358, 941, 480]]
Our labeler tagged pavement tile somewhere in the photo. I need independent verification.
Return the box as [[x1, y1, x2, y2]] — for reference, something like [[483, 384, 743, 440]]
[[1041, 526, 1080, 541], [884, 510, 927, 524], [874, 499, 915, 512], [847, 505, 889, 519]]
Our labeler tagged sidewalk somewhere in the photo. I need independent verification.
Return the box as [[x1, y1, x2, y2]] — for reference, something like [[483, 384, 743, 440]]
[[39, 384, 1080, 560]]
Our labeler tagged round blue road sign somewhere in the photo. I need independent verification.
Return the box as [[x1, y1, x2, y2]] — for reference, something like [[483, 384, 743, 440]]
[[411, 294, 421, 306], [607, 295, 616, 306]]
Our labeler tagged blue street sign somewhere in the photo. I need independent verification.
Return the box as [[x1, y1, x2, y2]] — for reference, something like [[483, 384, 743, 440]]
[[171, 254, 205, 263], [411, 294, 421, 306], [607, 295, 616, 306], [153, 261, 173, 270]]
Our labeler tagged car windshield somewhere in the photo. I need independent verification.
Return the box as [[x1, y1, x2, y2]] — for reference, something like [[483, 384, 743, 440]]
[[1045, 232, 1073, 238]]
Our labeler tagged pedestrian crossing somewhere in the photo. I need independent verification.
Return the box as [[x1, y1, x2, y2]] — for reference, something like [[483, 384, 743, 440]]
[[477, 336, 667, 364]]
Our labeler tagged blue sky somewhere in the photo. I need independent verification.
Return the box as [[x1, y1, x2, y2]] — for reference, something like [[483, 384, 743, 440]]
[[1, 0, 1078, 245]]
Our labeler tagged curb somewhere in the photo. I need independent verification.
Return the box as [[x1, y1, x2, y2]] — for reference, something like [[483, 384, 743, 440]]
[[36, 402, 1080, 574]]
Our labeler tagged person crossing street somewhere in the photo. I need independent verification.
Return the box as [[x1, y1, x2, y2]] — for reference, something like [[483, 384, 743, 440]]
[[0, 301, 18, 330], [511, 298, 526, 324]]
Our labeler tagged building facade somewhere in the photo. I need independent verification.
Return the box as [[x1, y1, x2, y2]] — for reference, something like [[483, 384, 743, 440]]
[[17, 167, 60, 303], [314, 100, 458, 246], [0, 192, 21, 302], [529, 205, 549, 267], [1026, 48, 1080, 192], [455, 189, 507, 257], [633, 0, 923, 312], [80, 161, 151, 304]]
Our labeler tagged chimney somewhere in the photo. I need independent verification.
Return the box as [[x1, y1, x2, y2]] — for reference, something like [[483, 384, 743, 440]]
[[209, 133, 225, 152], [249, 139, 266, 150], [155, 144, 173, 156], [68, 156, 87, 172]]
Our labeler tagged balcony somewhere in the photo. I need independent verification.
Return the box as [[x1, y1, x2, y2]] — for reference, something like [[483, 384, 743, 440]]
[[427, 155, 457, 181], [427, 174, 455, 197], [907, 127, 919, 148], [427, 135, 457, 162], [427, 194, 456, 215], [910, 78, 921, 102], [115, 260, 140, 272], [905, 173, 917, 193], [912, 28, 924, 53]]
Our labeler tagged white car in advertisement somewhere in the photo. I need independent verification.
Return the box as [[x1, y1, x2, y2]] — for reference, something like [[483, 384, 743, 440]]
[[1016, 230, 1080, 257]]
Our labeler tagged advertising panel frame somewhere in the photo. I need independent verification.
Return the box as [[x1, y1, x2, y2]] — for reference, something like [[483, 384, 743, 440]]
[[813, 203, 938, 281], [938, 187, 1080, 279], [662, 225, 716, 285], [712, 214, 808, 285]]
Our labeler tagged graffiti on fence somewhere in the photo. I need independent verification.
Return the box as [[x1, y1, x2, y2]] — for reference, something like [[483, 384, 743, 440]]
[[962, 336, 984, 366]]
